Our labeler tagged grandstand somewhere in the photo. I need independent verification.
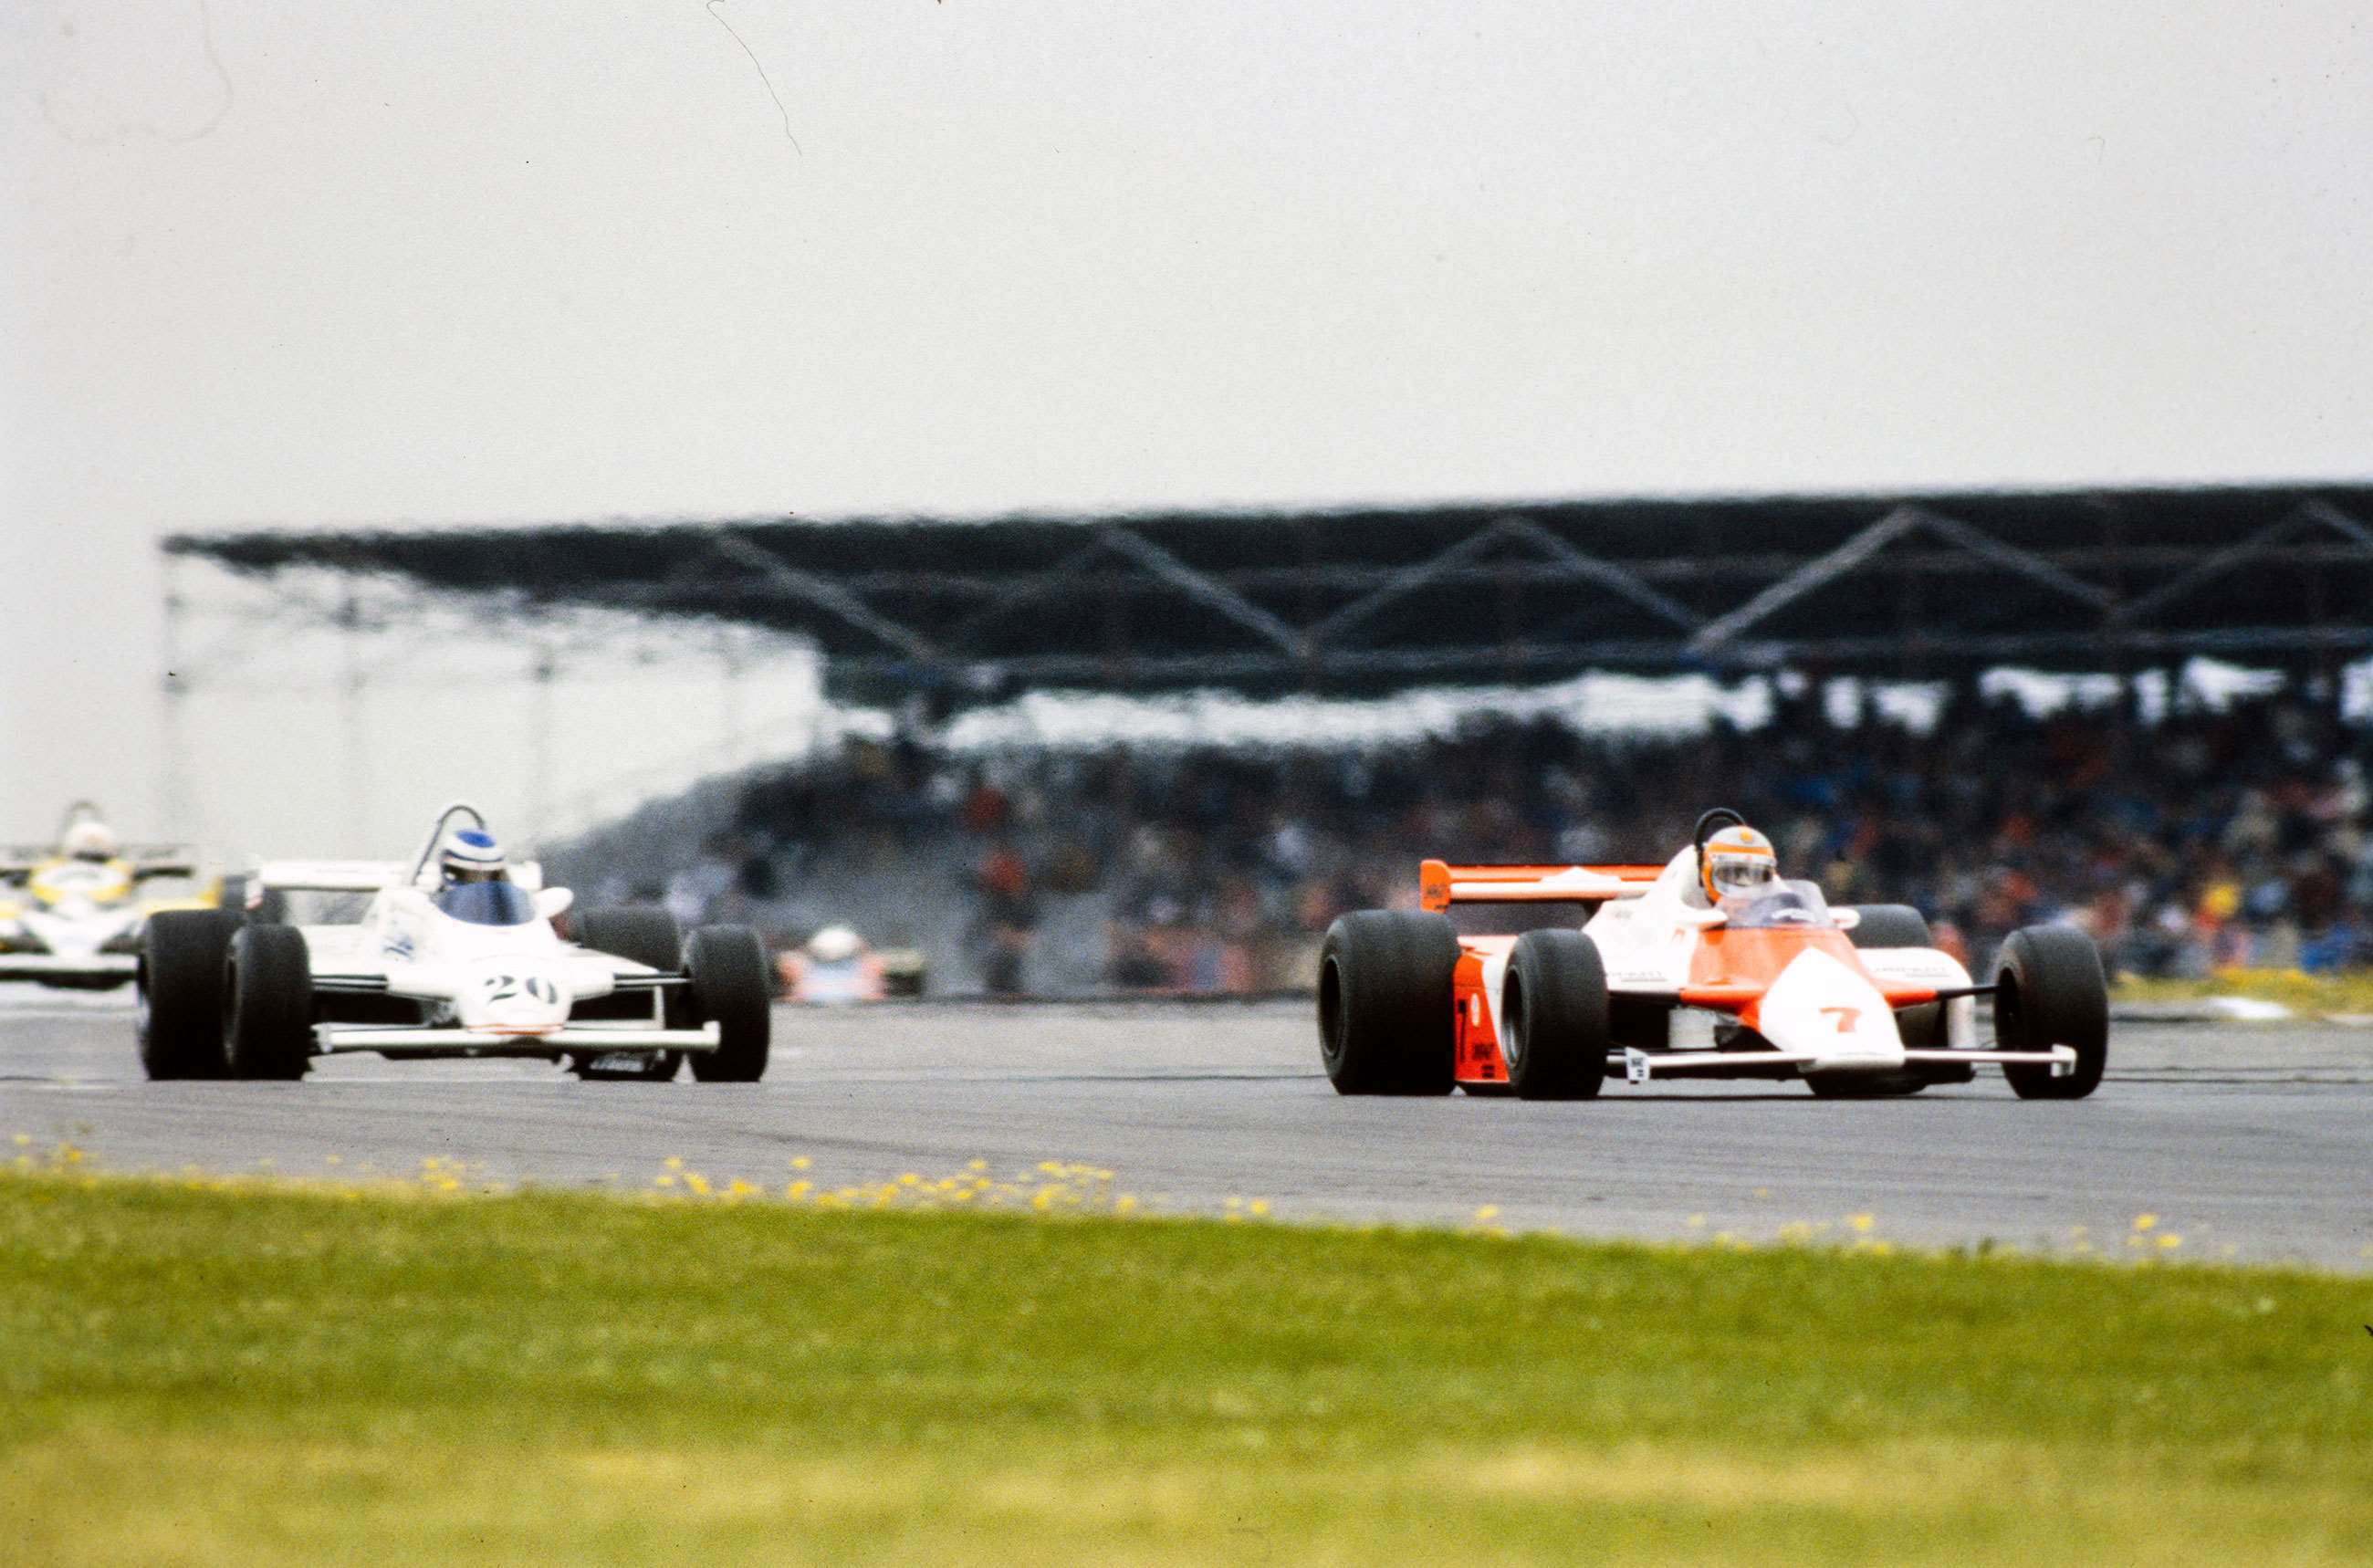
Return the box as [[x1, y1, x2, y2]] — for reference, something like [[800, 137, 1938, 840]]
[[166, 484, 2373, 993]]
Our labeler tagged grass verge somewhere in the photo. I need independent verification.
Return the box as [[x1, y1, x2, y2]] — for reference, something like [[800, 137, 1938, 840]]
[[5, 1172, 2370, 1566], [2115, 968, 2373, 1016]]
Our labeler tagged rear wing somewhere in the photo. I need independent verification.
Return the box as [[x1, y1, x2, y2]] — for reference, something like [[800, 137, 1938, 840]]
[[1419, 860, 1663, 911], [0, 846, 207, 880], [254, 859, 546, 895], [256, 860, 407, 894]]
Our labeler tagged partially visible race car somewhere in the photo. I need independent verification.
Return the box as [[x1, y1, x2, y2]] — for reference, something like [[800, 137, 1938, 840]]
[[1319, 808, 2108, 1101], [135, 802, 771, 1082], [0, 803, 219, 989], [780, 925, 888, 1004]]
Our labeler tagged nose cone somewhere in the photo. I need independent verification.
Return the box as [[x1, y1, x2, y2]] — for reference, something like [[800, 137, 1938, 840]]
[[1754, 948, 1903, 1066], [460, 966, 571, 1032]]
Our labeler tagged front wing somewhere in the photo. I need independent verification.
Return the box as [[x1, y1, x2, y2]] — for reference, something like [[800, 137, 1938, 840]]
[[307, 971, 708, 1057], [312, 1020, 722, 1057], [1619, 1044, 2078, 1084], [0, 952, 137, 981]]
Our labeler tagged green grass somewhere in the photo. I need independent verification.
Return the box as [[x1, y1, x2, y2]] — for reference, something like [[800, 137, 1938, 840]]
[[2115, 967, 2373, 1015], [5, 1174, 2370, 1566]]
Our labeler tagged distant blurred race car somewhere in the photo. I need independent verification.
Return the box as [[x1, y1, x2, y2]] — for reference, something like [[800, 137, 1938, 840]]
[[777, 925, 928, 1003], [0, 802, 219, 989], [136, 802, 771, 1082], [1319, 808, 2107, 1101]]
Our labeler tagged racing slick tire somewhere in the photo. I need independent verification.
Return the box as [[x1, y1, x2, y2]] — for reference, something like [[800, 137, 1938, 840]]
[[571, 907, 687, 1082], [577, 907, 683, 970], [1996, 925, 2109, 1100], [224, 924, 315, 1082], [138, 909, 242, 1080], [1316, 910, 1458, 1096], [1845, 904, 1930, 949], [684, 925, 772, 1083], [1502, 929, 1610, 1101]]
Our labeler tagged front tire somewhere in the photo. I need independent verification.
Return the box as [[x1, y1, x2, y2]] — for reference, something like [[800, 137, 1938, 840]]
[[684, 925, 771, 1082], [225, 925, 314, 1082], [1997, 925, 2109, 1100], [1502, 929, 1610, 1101], [138, 909, 241, 1080], [1316, 910, 1458, 1096]]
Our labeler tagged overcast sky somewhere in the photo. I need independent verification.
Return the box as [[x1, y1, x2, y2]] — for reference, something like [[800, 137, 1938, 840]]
[[5, 2, 2371, 853]]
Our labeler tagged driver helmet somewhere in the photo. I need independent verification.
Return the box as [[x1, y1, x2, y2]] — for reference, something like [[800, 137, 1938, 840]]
[[1700, 823, 1778, 904], [805, 925, 863, 963], [438, 827, 508, 884], [62, 819, 120, 861]]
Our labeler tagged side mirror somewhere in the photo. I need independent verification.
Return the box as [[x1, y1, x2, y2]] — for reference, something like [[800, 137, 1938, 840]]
[[1832, 907, 1862, 931], [535, 886, 574, 922]]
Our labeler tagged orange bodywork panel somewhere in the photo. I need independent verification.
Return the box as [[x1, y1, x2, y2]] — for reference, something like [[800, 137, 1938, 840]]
[[1421, 859, 1666, 912], [1452, 939, 1511, 1084], [1683, 927, 1938, 1028]]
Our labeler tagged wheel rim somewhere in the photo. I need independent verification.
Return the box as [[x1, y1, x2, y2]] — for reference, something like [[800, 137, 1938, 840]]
[[1996, 974, 2024, 1051]]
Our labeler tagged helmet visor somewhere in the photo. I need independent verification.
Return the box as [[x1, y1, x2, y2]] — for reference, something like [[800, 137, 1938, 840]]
[[1709, 854, 1776, 898]]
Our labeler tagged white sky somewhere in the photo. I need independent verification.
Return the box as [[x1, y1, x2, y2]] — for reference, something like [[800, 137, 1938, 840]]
[[5, 1, 2371, 854]]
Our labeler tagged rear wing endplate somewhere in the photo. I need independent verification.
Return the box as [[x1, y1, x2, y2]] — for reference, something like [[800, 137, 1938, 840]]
[[1419, 859, 1663, 911]]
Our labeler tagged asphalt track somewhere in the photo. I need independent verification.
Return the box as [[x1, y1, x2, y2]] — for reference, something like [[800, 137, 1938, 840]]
[[5, 991, 2371, 1270]]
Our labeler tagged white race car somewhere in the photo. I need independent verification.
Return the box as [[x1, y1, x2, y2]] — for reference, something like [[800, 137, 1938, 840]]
[[136, 803, 771, 1082], [1321, 808, 2108, 1100], [0, 803, 220, 989]]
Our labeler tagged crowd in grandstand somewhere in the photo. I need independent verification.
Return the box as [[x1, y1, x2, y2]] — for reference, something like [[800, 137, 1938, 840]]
[[715, 684, 2372, 994]]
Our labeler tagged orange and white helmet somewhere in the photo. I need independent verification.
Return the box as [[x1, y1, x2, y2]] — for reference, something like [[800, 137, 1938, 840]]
[[1700, 823, 1777, 903]]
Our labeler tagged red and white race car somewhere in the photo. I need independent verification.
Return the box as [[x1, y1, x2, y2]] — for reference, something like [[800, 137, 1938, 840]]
[[1318, 810, 2107, 1101]]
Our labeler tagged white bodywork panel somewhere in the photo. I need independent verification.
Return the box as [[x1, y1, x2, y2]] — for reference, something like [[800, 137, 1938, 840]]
[[264, 814, 709, 1057], [1475, 845, 2072, 1082]]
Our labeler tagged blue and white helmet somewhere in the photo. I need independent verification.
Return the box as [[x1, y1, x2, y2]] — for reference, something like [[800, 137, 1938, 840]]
[[438, 826, 507, 883]]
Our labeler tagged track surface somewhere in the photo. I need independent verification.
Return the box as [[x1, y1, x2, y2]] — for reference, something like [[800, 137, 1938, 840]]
[[5, 993, 2371, 1270]]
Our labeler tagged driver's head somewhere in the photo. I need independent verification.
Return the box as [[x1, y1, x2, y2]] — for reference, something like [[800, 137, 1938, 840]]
[[806, 925, 863, 963], [63, 820, 120, 862], [438, 827, 507, 884], [1701, 823, 1777, 904]]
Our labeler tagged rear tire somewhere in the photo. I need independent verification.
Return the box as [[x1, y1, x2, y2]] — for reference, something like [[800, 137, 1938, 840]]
[[571, 908, 687, 1081], [684, 925, 771, 1082], [1997, 925, 2109, 1100], [1316, 910, 1458, 1096], [1502, 929, 1610, 1101], [1845, 904, 1930, 949], [225, 925, 314, 1081], [576, 906, 683, 971], [138, 909, 241, 1080]]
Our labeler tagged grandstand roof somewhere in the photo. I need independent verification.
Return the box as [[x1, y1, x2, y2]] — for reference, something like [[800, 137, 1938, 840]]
[[166, 482, 2373, 705]]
